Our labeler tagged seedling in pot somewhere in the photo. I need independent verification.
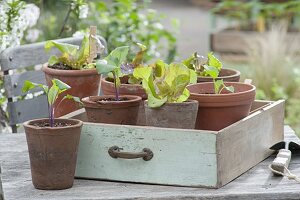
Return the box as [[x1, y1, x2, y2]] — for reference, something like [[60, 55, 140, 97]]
[[22, 79, 82, 127], [45, 34, 104, 70], [96, 46, 130, 101], [133, 60, 197, 108], [182, 52, 234, 94]]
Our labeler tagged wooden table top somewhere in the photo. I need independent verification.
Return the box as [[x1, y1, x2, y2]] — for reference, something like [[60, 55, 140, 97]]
[[1, 126, 300, 200]]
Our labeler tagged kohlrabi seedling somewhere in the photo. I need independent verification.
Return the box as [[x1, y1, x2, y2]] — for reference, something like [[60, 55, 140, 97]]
[[22, 79, 82, 127], [133, 60, 197, 108], [183, 52, 234, 94], [96, 46, 130, 101], [45, 35, 103, 69]]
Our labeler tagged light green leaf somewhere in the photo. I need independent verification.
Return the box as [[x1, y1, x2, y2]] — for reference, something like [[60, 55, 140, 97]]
[[105, 46, 129, 67], [76, 35, 90, 64], [45, 40, 79, 56], [214, 79, 224, 94], [62, 94, 83, 106], [189, 69, 197, 84], [133, 66, 153, 81], [96, 61, 117, 74], [147, 93, 167, 108], [52, 79, 70, 94], [203, 65, 219, 78], [207, 52, 222, 70], [22, 80, 48, 94], [175, 88, 190, 103], [48, 55, 59, 66], [47, 84, 59, 105]]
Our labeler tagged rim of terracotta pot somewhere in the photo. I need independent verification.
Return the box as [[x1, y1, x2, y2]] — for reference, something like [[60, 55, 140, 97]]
[[82, 95, 142, 109], [187, 82, 256, 105], [197, 68, 241, 81], [144, 99, 199, 107], [42, 63, 98, 77], [23, 118, 83, 133]]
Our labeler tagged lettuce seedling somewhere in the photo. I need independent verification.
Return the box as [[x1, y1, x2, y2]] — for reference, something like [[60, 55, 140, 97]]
[[45, 35, 97, 69], [133, 60, 197, 108], [96, 46, 130, 101], [182, 52, 234, 94], [22, 79, 82, 127]]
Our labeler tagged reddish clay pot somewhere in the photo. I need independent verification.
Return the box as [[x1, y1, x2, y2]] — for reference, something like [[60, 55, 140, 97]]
[[23, 118, 82, 190], [42, 64, 100, 117], [101, 77, 147, 125], [187, 82, 256, 131], [82, 95, 142, 125], [197, 68, 240, 83], [144, 100, 199, 129]]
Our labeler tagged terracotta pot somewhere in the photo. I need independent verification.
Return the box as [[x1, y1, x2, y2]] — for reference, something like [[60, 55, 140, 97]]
[[187, 82, 256, 131], [144, 100, 199, 129], [23, 118, 82, 190], [101, 77, 147, 99], [101, 77, 147, 125], [82, 95, 142, 125], [197, 68, 240, 83], [42, 64, 100, 117]]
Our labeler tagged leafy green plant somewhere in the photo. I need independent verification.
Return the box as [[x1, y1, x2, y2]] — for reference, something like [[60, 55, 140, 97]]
[[96, 46, 130, 101], [182, 52, 233, 94], [133, 60, 197, 108], [22, 79, 81, 127], [45, 35, 95, 69], [78, 0, 178, 62]]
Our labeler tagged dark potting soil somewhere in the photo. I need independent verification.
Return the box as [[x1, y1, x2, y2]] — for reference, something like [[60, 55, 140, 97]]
[[48, 63, 75, 70], [31, 121, 72, 127], [96, 97, 130, 103]]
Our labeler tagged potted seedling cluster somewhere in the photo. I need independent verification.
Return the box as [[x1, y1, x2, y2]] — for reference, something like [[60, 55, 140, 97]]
[[82, 46, 142, 125], [22, 79, 83, 190], [133, 60, 199, 129], [183, 52, 240, 83], [42, 27, 105, 117], [186, 54, 255, 130]]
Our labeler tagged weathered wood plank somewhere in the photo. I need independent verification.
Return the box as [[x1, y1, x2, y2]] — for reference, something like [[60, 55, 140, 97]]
[[4, 70, 45, 98], [217, 100, 285, 187], [0, 166, 3, 200], [0, 36, 107, 71], [0, 127, 300, 199], [7, 95, 48, 125], [76, 123, 218, 187]]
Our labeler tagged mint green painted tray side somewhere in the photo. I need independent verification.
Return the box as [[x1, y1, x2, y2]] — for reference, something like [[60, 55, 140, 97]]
[[75, 123, 218, 187]]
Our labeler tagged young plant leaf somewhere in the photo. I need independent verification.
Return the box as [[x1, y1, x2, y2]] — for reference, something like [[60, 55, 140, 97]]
[[22, 80, 48, 93], [48, 55, 59, 66], [105, 46, 130, 67], [47, 84, 59, 105], [45, 40, 79, 56], [96, 60, 117, 74], [207, 52, 222, 70], [132, 43, 147, 67], [52, 79, 71, 94], [62, 94, 83, 106]]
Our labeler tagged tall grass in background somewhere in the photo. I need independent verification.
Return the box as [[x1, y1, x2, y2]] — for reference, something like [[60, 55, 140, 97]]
[[243, 23, 300, 136]]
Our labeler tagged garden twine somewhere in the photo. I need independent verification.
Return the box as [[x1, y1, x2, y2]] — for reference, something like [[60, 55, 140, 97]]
[[269, 164, 300, 183]]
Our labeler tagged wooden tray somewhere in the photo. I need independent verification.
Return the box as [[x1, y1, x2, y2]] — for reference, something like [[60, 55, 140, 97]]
[[62, 100, 284, 188]]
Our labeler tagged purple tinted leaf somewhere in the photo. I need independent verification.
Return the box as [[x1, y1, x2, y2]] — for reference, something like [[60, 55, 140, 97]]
[[120, 63, 134, 75]]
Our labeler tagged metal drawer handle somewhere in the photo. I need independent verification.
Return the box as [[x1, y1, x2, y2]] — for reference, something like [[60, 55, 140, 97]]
[[108, 146, 153, 161]]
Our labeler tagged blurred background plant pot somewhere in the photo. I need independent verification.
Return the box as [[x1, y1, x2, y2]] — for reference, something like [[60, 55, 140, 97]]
[[23, 118, 82, 190], [42, 65, 100, 117], [187, 82, 256, 131], [101, 77, 147, 125], [82, 95, 142, 125], [197, 68, 240, 82], [144, 100, 199, 129]]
